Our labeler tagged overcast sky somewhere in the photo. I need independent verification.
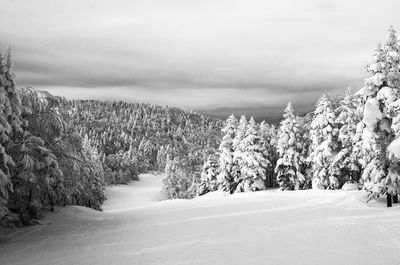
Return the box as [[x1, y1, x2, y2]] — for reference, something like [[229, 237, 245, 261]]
[[2, 0, 400, 113]]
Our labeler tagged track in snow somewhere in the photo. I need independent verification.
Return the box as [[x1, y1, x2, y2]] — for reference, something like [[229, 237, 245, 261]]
[[1, 174, 400, 265]]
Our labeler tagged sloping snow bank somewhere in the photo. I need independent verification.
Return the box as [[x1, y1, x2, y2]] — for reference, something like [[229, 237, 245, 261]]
[[102, 173, 163, 212], [1, 174, 400, 265]]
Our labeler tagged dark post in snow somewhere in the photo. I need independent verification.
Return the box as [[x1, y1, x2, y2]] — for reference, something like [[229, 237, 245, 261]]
[[387, 193, 392, 207], [393, 194, 398, 204]]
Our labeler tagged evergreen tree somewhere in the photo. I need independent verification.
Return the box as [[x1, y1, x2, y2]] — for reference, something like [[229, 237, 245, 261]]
[[360, 27, 400, 202], [297, 112, 313, 188], [18, 88, 106, 213], [384, 27, 400, 201], [259, 121, 278, 187], [357, 29, 400, 201], [0, 47, 23, 225], [331, 88, 362, 185], [197, 154, 219, 196], [217, 115, 237, 193], [80, 135, 106, 210], [231, 115, 248, 192], [386, 26, 400, 90], [161, 156, 191, 199], [309, 94, 340, 189], [236, 117, 270, 192], [275, 103, 306, 190]]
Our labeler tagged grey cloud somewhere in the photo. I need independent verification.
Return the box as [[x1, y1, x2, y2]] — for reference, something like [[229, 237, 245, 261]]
[[2, 0, 400, 109], [11, 38, 364, 93]]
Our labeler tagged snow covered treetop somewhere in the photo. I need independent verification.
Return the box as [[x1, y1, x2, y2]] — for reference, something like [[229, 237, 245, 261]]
[[311, 94, 336, 130], [284, 102, 293, 113], [0, 47, 15, 87], [314, 94, 331, 113], [282, 102, 294, 120], [386, 26, 398, 51]]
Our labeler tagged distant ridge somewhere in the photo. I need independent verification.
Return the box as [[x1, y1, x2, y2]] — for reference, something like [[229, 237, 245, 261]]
[[196, 105, 313, 125]]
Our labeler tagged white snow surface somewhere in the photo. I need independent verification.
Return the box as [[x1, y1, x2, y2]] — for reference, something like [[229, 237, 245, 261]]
[[377, 86, 397, 104], [363, 98, 382, 128], [356, 86, 374, 96], [388, 137, 400, 159], [2, 173, 400, 265]]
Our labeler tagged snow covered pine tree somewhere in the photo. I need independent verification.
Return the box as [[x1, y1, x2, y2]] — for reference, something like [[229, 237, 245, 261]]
[[0, 47, 23, 226], [236, 117, 271, 192], [331, 88, 362, 189], [229, 115, 248, 192], [217, 115, 237, 193], [358, 27, 400, 206], [309, 94, 340, 189], [197, 154, 219, 195], [275, 103, 306, 190], [259, 121, 278, 187]]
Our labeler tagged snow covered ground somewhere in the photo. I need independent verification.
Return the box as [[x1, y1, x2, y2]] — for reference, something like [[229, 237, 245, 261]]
[[1, 174, 400, 265]]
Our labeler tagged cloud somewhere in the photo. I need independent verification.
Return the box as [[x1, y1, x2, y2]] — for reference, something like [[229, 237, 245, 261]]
[[2, 0, 400, 109]]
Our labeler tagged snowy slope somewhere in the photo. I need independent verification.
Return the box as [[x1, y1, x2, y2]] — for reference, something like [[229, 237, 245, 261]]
[[1, 174, 400, 265]]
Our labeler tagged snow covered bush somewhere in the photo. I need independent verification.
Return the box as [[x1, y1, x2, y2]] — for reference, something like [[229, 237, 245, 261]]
[[161, 156, 194, 199], [197, 154, 220, 196]]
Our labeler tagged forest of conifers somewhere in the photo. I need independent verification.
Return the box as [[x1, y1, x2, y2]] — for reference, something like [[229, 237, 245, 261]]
[[1, 26, 400, 228]]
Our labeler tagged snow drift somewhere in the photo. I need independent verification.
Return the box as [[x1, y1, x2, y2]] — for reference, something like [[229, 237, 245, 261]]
[[1, 174, 400, 265]]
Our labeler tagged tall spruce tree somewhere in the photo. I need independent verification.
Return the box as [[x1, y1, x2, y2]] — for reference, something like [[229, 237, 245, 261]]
[[217, 115, 237, 193], [297, 112, 313, 188], [231, 116, 248, 192], [259, 121, 278, 187], [275, 103, 306, 190], [309, 94, 340, 189], [358, 28, 400, 204], [0, 48, 22, 224], [235, 117, 270, 192], [331, 88, 362, 184], [384, 27, 400, 202]]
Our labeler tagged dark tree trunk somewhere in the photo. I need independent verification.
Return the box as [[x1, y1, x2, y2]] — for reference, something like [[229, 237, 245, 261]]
[[50, 195, 54, 212], [387, 193, 392, 207], [28, 188, 32, 204], [393, 194, 398, 204]]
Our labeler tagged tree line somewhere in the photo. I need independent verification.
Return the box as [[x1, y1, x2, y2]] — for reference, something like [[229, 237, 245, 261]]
[[0, 54, 223, 228], [194, 27, 400, 207], [0, 51, 108, 228], [67, 99, 223, 199]]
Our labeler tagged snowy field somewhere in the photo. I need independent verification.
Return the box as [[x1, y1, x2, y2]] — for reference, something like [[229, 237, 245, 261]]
[[1, 174, 400, 265]]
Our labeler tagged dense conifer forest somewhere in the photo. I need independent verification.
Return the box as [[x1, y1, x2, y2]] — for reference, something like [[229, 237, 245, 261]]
[[0, 50, 223, 227], [207, 27, 400, 206], [67, 100, 223, 196], [2, 26, 400, 229]]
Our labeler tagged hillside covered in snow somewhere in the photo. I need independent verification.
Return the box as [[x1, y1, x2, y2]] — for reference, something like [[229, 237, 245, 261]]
[[1, 174, 400, 265]]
